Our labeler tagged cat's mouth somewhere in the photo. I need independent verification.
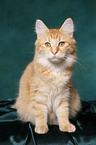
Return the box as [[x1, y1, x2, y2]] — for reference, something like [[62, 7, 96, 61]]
[[48, 56, 64, 63]]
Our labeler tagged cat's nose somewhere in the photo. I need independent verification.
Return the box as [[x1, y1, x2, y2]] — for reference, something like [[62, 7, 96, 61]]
[[51, 48, 58, 55], [52, 51, 58, 55]]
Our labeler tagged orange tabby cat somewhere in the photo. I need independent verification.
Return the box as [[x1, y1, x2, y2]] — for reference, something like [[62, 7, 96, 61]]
[[15, 18, 81, 134]]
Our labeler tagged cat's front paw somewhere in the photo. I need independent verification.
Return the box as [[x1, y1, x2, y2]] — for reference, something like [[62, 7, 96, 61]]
[[59, 123, 76, 133], [35, 125, 48, 134]]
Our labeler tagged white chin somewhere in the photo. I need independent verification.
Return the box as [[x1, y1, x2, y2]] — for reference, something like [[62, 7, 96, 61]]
[[49, 57, 63, 63]]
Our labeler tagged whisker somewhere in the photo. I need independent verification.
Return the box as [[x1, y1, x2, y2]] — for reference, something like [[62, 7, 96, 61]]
[[61, 53, 88, 75], [77, 58, 89, 68], [75, 57, 89, 74], [76, 61, 86, 70]]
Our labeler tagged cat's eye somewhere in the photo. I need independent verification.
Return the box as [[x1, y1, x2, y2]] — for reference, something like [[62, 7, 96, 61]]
[[45, 42, 51, 47], [58, 41, 65, 47]]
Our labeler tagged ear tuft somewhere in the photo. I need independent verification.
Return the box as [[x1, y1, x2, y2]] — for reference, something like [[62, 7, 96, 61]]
[[60, 18, 74, 37], [35, 19, 49, 39]]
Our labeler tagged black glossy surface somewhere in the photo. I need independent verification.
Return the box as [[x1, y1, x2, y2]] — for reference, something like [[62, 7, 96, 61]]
[[0, 99, 96, 145]]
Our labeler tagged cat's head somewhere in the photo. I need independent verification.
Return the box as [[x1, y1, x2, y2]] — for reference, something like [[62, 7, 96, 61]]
[[35, 18, 76, 64]]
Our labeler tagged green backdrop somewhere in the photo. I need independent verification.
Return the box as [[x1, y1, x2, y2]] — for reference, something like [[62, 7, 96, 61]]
[[0, 0, 96, 101]]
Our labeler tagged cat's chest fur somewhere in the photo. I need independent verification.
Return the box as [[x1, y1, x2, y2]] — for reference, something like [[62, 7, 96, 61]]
[[38, 67, 71, 97], [42, 72, 71, 113], [34, 61, 72, 111], [39, 66, 71, 87]]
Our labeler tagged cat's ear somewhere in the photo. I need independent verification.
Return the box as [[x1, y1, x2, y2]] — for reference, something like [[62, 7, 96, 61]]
[[35, 19, 49, 39], [60, 18, 74, 37]]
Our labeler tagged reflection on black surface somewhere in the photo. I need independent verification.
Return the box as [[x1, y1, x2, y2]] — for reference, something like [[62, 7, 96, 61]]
[[0, 99, 96, 145]]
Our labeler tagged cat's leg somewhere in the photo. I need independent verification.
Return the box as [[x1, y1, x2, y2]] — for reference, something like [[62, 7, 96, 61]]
[[56, 100, 76, 133], [33, 102, 48, 134], [69, 86, 81, 119]]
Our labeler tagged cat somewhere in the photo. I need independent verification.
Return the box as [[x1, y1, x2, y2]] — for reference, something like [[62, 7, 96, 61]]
[[15, 18, 81, 134]]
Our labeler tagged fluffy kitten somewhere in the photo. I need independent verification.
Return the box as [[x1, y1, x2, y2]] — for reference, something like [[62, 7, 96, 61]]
[[15, 18, 81, 134]]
